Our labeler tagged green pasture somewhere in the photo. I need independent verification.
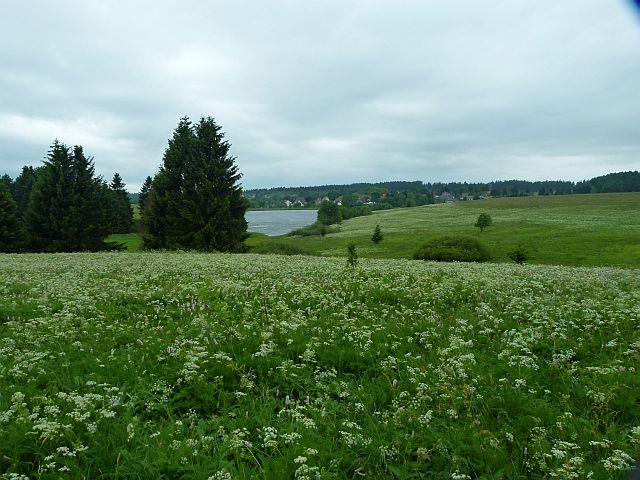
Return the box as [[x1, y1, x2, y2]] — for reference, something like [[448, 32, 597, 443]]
[[247, 193, 640, 267]]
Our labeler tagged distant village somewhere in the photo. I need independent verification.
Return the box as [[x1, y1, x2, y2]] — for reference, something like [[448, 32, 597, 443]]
[[274, 191, 493, 208], [245, 187, 495, 210], [243, 173, 637, 210]]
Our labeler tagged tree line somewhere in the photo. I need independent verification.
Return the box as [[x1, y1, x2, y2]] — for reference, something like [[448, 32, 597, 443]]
[[1, 116, 248, 253], [1, 142, 133, 252], [245, 171, 640, 209]]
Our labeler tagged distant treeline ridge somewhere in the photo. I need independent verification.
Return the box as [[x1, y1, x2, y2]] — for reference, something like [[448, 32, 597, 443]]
[[243, 171, 640, 209]]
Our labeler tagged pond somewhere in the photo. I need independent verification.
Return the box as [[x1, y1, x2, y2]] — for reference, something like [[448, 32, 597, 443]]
[[246, 209, 317, 236]]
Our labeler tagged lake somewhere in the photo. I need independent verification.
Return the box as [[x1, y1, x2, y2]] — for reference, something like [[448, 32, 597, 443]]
[[246, 210, 317, 236]]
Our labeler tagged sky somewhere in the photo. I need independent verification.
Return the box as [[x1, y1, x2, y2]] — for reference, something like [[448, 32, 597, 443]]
[[1, 1, 639, 192]]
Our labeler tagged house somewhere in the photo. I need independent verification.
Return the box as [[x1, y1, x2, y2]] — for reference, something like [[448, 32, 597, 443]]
[[334, 196, 343, 206], [294, 197, 306, 207], [438, 192, 455, 203], [284, 200, 293, 207]]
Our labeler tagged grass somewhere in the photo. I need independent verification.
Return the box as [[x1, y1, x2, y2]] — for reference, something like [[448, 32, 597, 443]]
[[0, 252, 638, 478], [246, 193, 640, 267], [106, 233, 142, 251]]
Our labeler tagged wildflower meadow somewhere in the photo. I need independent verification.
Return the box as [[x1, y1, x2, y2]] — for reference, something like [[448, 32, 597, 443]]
[[0, 252, 638, 479]]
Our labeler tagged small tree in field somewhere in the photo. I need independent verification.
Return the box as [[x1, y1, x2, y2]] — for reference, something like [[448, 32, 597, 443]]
[[371, 224, 383, 244], [475, 213, 492, 232], [346, 243, 358, 269]]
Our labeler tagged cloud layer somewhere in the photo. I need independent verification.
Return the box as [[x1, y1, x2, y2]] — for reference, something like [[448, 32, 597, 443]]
[[1, 1, 639, 190]]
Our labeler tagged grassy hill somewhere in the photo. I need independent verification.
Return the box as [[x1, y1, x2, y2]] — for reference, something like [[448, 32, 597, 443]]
[[247, 192, 640, 267]]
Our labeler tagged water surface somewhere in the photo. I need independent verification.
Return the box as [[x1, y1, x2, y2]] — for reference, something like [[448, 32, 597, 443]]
[[246, 210, 317, 236]]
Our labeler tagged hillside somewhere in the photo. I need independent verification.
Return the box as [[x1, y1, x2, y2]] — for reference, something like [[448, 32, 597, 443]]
[[248, 192, 640, 267]]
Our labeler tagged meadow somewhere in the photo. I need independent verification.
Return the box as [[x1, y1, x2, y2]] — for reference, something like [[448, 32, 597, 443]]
[[1, 252, 639, 479], [247, 193, 640, 267]]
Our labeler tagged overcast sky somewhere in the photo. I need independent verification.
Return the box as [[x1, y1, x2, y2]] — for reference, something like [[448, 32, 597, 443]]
[[1, 1, 639, 191]]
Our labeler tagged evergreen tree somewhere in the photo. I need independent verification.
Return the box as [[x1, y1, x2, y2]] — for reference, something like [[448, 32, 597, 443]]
[[143, 116, 248, 251], [371, 224, 383, 244], [1, 174, 12, 190], [138, 176, 153, 213], [0, 181, 24, 252], [26, 141, 110, 252], [12, 166, 39, 218], [108, 172, 134, 233], [70, 146, 111, 248], [346, 243, 358, 269]]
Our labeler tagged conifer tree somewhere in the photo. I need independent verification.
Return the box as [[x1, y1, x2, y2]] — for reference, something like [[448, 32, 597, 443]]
[[71, 146, 111, 247], [371, 224, 383, 244], [108, 172, 134, 233], [26, 141, 110, 252], [12, 166, 39, 218], [0, 181, 24, 252], [143, 116, 248, 251], [138, 176, 153, 213]]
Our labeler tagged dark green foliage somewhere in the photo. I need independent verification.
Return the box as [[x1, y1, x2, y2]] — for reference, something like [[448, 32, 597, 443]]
[[107, 172, 134, 233], [371, 224, 383, 244], [250, 242, 310, 256], [413, 235, 491, 262], [317, 201, 342, 225], [0, 174, 12, 190], [0, 181, 24, 252], [340, 204, 372, 220], [346, 242, 358, 268], [11, 166, 39, 218], [508, 244, 529, 264], [142, 116, 248, 252], [138, 175, 153, 213], [287, 223, 339, 237], [575, 171, 640, 193], [475, 212, 492, 232], [25, 141, 111, 252]]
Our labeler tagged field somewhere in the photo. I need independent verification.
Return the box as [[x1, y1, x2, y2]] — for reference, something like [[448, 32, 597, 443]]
[[247, 193, 640, 267], [1, 253, 639, 479]]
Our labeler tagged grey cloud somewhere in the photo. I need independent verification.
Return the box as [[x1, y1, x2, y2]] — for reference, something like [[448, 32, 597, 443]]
[[1, 0, 639, 191]]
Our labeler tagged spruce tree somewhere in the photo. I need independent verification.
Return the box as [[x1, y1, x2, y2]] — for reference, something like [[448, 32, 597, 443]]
[[70, 146, 111, 249], [26, 141, 110, 252], [143, 116, 248, 251], [1, 174, 12, 190], [12, 166, 39, 218], [0, 181, 24, 252], [26, 141, 75, 251], [108, 172, 134, 233], [138, 176, 153, 213], [371, 224, 383, 244]]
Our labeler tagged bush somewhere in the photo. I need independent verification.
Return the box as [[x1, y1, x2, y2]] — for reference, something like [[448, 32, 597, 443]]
[[508, 244, 529, 264], [413, 235, 490, 262], [287, 223, 340, 237], [250, 242, 310, 256]]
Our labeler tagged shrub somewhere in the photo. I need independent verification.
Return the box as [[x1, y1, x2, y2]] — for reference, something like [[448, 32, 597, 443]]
[[413, 235, 490, 262], [508, 244, 529, 264], [287, 223, 340, 237]]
